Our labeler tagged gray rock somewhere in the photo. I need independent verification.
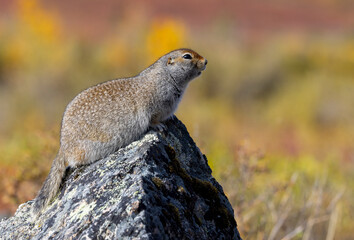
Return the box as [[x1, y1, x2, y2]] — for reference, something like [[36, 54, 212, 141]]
[[0, 116, 242, 240]]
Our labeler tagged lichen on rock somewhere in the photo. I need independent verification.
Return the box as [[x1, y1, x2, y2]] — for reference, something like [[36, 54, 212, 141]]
[[0, 116, 242, 240]]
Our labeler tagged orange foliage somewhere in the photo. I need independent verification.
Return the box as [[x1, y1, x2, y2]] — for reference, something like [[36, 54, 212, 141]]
[[146, 19, 186, 62]]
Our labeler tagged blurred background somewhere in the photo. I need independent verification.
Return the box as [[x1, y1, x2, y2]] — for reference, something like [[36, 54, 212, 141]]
[[0, 0, 353, 239]]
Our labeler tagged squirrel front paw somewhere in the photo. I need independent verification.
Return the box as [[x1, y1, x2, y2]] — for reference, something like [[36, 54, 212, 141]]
[[150, 123, 167, 132]]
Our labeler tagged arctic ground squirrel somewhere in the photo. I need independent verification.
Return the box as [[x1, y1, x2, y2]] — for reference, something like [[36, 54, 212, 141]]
[[32, 48, 207, 215]]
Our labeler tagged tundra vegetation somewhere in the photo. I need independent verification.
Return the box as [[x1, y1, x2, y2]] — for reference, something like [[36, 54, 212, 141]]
[[0, 0, 352, 239]]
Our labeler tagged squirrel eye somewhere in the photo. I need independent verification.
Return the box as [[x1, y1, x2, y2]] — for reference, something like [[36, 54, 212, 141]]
[[182, 53, 192, 59]]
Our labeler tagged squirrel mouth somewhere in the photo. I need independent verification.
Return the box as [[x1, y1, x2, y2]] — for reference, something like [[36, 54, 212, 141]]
[[196, 61, 207, 76], [197, 66, 206, 75]]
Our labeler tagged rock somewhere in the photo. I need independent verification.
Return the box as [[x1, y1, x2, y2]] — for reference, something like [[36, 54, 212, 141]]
[[0, 116, 242, 240]]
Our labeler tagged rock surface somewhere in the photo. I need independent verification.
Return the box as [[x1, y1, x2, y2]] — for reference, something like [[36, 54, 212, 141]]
[[0, 116, 242, 240]]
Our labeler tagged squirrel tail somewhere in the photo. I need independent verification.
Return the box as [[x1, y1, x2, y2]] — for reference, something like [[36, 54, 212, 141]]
[[32, 152, 66, 215]]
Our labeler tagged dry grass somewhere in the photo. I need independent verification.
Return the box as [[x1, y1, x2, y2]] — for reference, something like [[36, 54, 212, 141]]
[[0, 0, 353, 238]]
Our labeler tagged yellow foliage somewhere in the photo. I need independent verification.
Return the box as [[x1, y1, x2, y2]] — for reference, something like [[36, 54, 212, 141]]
[[2, 38, 28, 69], [145, 19, 186, 62], [98, 38, 129, 68], [0, 0, 66, 74], [0, 4, 353, 237], [16, 0, 61, 43], [340, 41, 354, 70]]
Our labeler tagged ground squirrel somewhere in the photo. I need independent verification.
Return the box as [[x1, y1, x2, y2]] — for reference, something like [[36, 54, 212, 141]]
[[32, 48, 207, 215]]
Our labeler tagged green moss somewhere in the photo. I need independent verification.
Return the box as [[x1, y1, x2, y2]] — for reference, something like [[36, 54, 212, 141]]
[[164, 144, 235, 230], [167, 203, 181, 226], [192, 178, 219, 200], [165, 145, 192, 183], [205, 205, 235, 229], [165, 145, 218, 199], [177, 186, 186, 194], [151, 177, 163, 189], [193, 214, 203, 226]]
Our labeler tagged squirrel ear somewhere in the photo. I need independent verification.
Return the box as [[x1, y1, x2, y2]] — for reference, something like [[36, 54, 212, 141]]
[[167, 57, 174, 65]]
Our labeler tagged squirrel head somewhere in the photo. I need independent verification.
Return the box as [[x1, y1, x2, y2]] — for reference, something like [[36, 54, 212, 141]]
[[164, 49, 207, 87]]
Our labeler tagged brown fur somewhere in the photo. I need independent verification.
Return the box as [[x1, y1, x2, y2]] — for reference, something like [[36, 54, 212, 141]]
[[32, 48, 207, 215]]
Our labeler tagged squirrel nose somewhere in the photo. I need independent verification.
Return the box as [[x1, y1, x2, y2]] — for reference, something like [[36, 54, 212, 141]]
[[204, 59, 208, 65]]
